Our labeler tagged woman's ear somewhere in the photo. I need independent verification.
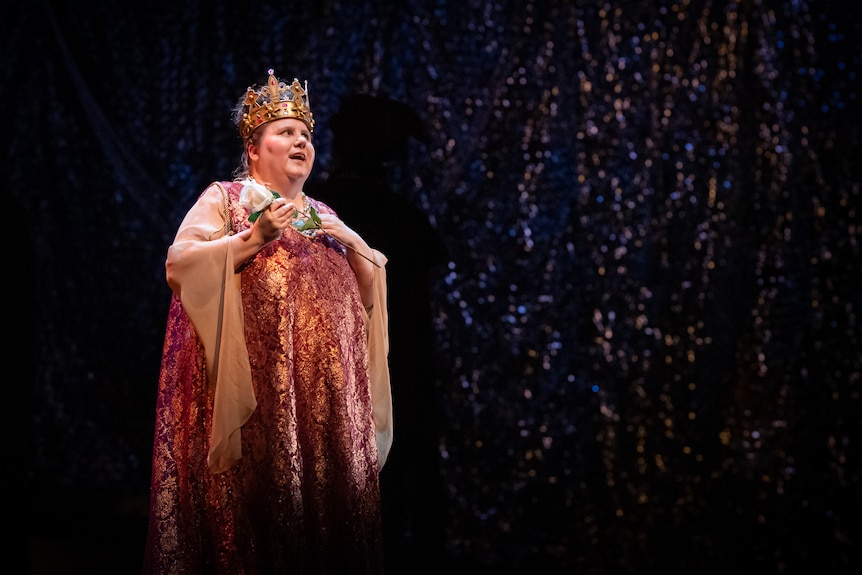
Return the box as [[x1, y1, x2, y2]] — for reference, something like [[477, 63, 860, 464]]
[[246, 140, 259, 162]]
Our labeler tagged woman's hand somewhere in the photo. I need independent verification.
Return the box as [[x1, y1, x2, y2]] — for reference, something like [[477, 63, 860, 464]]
[[316, 212, 357, 246], [317, 213, 375, 307], [253, 198, 297, 243], [231, 198, 301, 270]]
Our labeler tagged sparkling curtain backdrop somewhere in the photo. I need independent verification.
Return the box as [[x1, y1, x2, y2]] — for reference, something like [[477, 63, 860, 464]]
[[7, 0, 861, 573]]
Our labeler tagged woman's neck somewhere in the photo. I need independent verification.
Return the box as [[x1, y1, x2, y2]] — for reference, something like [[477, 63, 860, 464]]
[[249, 172, 304, 202]]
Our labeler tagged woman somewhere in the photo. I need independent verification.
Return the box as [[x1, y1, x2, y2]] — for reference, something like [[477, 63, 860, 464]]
[[142, 69, 392, 574]]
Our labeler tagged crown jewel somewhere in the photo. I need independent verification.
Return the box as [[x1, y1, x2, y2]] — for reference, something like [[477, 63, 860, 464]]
[[238, 69, 314, 140]]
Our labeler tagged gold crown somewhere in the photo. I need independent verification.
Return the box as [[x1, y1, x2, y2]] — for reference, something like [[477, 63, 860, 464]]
[[238, 69, 314, 140]]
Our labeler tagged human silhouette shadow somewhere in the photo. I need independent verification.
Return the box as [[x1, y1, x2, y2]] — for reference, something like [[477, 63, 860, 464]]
[[307, 93, 449, 570]]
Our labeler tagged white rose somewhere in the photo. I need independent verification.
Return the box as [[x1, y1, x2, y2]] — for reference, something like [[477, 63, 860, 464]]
[[239, 179, 276, 216]]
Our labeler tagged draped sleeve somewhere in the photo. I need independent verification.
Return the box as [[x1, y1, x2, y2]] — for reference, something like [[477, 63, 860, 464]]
[[165, 182, 257, 474], [366, 249, 393, 470]]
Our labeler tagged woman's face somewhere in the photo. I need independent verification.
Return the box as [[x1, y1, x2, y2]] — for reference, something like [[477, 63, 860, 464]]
[[251, 117, 315, 186]]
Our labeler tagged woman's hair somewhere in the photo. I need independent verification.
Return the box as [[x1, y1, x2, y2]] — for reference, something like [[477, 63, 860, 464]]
[[231, 94, 262, 180]]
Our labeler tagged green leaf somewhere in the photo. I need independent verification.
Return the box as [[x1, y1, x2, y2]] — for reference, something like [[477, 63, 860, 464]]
[[308, 206, 322, 227], [295, 206, 322, 232]]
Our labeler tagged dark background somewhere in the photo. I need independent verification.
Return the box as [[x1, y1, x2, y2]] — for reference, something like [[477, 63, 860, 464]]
[[6, 0, 861, 574]]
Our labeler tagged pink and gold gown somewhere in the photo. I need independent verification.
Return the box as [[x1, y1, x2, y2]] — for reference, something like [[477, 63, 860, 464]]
[[142, 181, 392, 574]]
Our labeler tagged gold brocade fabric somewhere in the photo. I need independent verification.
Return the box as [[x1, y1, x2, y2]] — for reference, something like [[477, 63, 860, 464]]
[[142, 182, 384, 574]]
